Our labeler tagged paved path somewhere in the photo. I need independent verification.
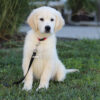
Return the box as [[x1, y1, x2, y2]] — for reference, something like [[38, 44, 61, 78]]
[[19, 25, 100, 39]]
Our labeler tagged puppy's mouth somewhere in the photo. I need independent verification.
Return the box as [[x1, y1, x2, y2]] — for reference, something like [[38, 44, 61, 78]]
[[45, 30, 50, 33]]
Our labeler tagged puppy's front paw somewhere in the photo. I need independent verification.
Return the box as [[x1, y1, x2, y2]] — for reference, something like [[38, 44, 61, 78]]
[[36, 83, 49, 91], [22, 84, 32, 91]]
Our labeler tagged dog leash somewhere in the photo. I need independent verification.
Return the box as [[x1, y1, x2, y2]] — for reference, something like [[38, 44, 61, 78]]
[[2, 37, 47, 87]]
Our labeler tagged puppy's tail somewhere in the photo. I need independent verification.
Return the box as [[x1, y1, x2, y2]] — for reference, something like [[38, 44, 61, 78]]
[[65, 69, 79, 74]]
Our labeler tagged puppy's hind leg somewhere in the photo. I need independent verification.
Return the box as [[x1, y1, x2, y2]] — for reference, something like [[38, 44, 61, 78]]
[[55, 60, 67, 82], [55, 60, 79, 82]]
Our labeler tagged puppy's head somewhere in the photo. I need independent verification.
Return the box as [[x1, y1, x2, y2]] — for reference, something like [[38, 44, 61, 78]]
[[27, 6, 65, 35]]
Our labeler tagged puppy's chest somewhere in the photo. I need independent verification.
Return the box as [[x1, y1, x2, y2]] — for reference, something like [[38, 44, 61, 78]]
[[36, 43, 48, 58], [32, 43, 49, 78]]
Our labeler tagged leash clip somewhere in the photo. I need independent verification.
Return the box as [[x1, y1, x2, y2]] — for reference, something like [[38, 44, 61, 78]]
[[34, 48, 37, 52]]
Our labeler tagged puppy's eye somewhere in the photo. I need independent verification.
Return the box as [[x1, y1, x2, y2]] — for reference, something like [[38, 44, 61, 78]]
[[51, 18, 54, 21], [40, 18, 44, 21]]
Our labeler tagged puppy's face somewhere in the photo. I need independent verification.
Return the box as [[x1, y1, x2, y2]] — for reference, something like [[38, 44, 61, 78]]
[[38, 13, 56, 34], [27, 7, 65, 36]]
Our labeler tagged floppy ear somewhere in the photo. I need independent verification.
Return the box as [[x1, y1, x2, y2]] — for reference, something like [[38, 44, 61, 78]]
[[27, 11, 38, 32], [55, 12, 65, 32]]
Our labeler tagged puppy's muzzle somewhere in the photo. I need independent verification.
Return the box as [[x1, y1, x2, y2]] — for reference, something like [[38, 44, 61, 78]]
[[45, 25, 51, 33]]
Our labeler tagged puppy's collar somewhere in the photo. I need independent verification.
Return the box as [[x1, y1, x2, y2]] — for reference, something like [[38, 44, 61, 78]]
[[38, 37, 47, 41]]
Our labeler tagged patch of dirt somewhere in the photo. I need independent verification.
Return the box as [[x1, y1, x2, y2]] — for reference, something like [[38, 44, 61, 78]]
[[0, 33, 25, 49]]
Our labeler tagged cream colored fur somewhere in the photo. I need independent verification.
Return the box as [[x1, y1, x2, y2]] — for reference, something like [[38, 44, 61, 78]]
[[22, 6, 79, 91]]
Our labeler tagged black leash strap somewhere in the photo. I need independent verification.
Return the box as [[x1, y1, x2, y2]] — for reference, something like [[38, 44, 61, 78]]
[[13, 52, 37, 85], [3, 51, 37, 87]]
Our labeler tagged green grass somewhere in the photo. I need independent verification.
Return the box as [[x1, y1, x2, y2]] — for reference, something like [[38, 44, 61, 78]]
[[0, 39, 100, 100]]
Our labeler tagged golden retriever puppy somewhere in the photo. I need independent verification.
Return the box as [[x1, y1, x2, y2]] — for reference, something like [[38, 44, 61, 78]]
[[22, 6, 79, 91]]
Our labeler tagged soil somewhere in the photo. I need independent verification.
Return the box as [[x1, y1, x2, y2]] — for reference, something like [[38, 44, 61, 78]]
[[0, 33, 25, 49]]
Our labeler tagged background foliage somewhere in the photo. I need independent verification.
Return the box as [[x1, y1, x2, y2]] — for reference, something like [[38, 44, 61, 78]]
[[0, 0, 30, 38], [67, 0, 97, 13]]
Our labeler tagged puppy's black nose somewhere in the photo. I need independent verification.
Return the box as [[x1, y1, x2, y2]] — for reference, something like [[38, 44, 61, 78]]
[[45, 25, 50, 33]]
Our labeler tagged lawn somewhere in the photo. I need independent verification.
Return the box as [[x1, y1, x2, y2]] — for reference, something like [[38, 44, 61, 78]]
[[0, 39, 100, 100]]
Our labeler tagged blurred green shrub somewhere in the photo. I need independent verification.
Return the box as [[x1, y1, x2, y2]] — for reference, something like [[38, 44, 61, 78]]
[[0, 0, 30, 38], [67, 0, 96, 13]]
